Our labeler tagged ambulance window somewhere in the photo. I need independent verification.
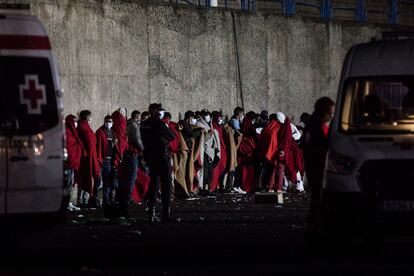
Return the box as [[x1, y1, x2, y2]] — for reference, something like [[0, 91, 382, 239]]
[[0, 56, 58, 136]]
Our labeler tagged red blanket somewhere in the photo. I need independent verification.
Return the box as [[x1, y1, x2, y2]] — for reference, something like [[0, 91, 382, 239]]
[[237, 119, 258, 193], [77, 119, 100, 195], [285, 140, 304, 183], [167, 121, 181, 154], [95, 126, 108, 167], [211, 122, 227, 192], [278, 118, 292, 160], [131, 165, 150, 203], [111, 111, 127, 168], [65, 115, 84, 170], [257, 120, 280, 165], [278, 118, 296, 183]]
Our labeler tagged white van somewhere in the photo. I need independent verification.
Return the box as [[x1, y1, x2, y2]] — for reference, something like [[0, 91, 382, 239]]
[[0, 5, 67, 226], [321, 33, 414, 237]]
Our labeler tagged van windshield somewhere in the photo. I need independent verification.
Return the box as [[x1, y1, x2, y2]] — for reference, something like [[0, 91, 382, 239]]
[[340, 76, 414, 134], [0, 56, 58, 136]]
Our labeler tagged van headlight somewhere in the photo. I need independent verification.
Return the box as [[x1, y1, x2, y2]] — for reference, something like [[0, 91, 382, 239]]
[[32, 134, 44, 156], [326, 151, 355, 175]]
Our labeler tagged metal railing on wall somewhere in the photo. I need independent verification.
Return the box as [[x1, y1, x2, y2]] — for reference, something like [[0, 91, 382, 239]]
[[168, 0, 414, 25], [173, 0, 256, 10]]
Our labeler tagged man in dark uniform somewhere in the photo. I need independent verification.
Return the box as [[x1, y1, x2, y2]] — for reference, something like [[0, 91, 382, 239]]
[[140, 103, 176, 222]]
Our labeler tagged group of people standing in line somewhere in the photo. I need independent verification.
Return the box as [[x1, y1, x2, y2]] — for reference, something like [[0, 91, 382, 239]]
[[64, 97, 335, 224]]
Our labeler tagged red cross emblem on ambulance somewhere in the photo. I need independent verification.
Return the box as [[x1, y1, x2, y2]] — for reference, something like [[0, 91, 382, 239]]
[[19, 75, 47, 115]]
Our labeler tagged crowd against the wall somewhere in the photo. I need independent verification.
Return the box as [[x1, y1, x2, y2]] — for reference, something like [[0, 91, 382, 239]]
[[65, 98, 335, 222]]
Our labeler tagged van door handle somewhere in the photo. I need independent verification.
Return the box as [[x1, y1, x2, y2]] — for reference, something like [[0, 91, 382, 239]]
[[10, 156, 29, 162]]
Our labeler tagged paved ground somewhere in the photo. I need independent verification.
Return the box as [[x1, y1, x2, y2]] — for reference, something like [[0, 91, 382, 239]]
[[2, 192, 414, 275]]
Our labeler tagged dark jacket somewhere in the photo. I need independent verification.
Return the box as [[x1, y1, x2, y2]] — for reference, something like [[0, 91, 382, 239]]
[[126, 119, 144, 154], [140, 116, 175, 163]]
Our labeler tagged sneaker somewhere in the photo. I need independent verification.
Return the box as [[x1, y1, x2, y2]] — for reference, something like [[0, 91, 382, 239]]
[[268, 189, 275, 193], [296, 181, 305, 193], [277, 191, 284, 205], [234, 187, 246, 194], [68, 202, 81, 211]]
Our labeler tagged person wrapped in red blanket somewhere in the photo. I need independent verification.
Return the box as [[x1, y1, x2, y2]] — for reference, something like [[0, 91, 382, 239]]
[[257, 114, 281, 193], [77, 110, 100, 207], [236, 111, 259, 193], [211, 111, 227, 192], [65, 114, 84, 210]]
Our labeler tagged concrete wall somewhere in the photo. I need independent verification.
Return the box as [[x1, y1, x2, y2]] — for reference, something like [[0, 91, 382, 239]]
[[2, 0, 391, 129], [235, 14, 384, 121]]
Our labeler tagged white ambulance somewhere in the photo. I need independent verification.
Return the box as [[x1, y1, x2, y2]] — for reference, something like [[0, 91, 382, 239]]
[[0, 4, 67, 226], [321, 33, 414, 238]]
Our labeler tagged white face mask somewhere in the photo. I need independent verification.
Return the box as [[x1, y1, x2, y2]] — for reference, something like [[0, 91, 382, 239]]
[[191, 118, 197, 125], [105, 122, 113, 129], [87, 117, 92, 124], [218, 118, 224, 125], [251, 119, 256, 125], [159, 110, 165, 120], [74, 122, 78, 128], [240, 115, 245, 123], [204, 115, 211, 123]]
